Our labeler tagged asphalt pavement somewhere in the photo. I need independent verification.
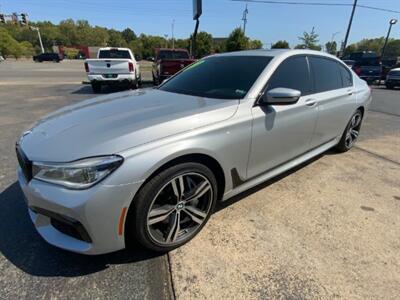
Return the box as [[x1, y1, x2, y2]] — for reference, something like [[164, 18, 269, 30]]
[[0, 60, 172, 300]]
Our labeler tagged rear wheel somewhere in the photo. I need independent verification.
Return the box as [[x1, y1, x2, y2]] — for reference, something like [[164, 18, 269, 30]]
[[130, 79, 138, 90], [91, 82, 101, 93], [128, 162, 217, 252], [386, 83, 394, 89], [335, 109, 363, 152]]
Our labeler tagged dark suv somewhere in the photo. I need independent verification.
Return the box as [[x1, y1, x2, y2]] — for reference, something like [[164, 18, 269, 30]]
[[343, 52, 382, 84], [33, 53, 62, 63]]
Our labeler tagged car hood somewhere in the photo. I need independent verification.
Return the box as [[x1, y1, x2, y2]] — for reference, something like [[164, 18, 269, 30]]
[[20, 88, 239, 162]]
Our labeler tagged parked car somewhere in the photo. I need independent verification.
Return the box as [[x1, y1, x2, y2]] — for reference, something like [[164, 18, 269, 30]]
[[84, 47, 141, 93], [16, 49, 371, 254], [385, 68, 400, 89], [33, 53, 62, 63], [344, 51, 382, 84], [152, 48, 196, 85]]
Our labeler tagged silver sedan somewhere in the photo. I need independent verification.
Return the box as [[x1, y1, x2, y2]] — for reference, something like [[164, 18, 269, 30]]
[[16, 49, 371, 254]]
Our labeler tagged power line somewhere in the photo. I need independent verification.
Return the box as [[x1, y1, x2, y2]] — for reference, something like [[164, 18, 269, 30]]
[[230, 0, 400, 14]]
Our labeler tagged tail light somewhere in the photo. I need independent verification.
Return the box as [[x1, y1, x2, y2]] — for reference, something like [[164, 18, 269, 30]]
[[354, 66, 362, 76], [84, 62, 89, 73], [128, 62, 134, 72]]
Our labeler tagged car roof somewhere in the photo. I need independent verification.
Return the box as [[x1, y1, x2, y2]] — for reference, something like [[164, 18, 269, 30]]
[[214, 49, 340, 60]]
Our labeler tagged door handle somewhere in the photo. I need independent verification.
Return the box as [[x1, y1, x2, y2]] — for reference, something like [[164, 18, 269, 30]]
[[347, 89, 354, 95], [305, 98, 317, 106]]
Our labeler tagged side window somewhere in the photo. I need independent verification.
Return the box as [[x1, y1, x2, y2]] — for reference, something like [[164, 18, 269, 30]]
[[309, 56, 342, 93], [338, 63, 353, 87], [267, 56, 312, 96]]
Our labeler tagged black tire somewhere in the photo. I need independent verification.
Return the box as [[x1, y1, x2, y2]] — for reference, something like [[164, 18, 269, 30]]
[[127, 162, 218, 252], [138, 76, 143, 87], [335, 109, 363, 153], [91, 82, 101, 93], [130, 79, 138, 90], [386, 84, 394, 89]]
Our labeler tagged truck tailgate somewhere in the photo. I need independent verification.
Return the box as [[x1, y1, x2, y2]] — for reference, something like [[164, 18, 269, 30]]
[[86, 59, 131, 74], [161, 59, 195, 75]]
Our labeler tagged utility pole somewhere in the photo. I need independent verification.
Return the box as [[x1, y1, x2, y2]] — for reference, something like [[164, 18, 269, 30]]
[[192, 0, 202, 58], [381, 19, 398, 59], [242, 4, 248, 35], [342, 0, 357, 57], [171, 19, 175, 49], [164, 34, 168, 48]]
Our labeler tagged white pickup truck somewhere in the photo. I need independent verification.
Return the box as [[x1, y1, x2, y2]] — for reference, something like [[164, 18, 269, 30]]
[[84, 47, 141, 93]]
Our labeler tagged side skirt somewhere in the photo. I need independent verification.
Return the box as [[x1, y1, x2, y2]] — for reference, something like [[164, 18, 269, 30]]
[[222, 137, 339, 201]]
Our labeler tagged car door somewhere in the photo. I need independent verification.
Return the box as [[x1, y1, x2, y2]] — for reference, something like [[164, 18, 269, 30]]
[[247, 55, 318, 178], [308, 56, 356, 148]]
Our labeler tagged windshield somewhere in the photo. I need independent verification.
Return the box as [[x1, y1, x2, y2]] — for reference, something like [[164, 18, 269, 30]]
[[159, 56, 272, 99], [99, 49, 131, 59], [158, 50, 189, 60]]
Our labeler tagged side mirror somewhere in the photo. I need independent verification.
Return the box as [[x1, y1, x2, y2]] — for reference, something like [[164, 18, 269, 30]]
[[260, 87, 301, 105]]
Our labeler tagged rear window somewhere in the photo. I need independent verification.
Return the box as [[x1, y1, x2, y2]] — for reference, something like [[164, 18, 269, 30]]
[[356, 58, 381, 67], [309, 56, 342, 93], [158, 50, 189, 60], [99, 49, 131, 59], [159, 56, 272, 99]]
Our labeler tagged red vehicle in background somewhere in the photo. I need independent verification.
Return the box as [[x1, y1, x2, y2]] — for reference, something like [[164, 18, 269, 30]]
[[152, 48, 195, 85]]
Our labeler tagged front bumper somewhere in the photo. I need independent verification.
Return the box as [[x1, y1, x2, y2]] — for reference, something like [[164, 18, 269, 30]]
[[386, 77, 400, 86], [18, 168, 141, 255]]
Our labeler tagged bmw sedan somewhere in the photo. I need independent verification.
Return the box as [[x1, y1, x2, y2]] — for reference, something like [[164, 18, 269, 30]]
[[16, 49, 371, 254]]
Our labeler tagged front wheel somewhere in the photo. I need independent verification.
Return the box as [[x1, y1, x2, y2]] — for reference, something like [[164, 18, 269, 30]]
[[128, 163, 217, 252], [335, 109, 363, 152]]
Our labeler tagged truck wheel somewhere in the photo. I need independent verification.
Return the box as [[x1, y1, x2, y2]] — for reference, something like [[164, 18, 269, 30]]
[[91, 82, 101, 93], [130, 80, 138, 90], [386, 84, 394, 89], [138, 76, 143, 87]]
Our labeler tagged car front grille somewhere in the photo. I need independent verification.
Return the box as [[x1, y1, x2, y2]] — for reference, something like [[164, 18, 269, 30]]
[[16, 145, 32, 181]]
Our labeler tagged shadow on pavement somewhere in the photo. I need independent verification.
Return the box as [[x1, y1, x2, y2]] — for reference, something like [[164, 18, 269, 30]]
[[0, 182, 162, 277], [216, 152, 325, 213]]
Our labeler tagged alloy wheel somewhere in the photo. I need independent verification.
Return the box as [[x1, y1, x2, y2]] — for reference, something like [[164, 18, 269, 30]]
[[345, 112, 362, 148], [146, 172, 213, 245]]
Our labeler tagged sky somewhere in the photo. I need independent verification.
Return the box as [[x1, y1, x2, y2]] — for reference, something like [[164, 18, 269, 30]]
[[1, 0, 399, 48]]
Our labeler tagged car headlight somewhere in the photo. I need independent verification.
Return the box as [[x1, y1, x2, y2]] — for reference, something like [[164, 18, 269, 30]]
[[32, 155, 123, 189]]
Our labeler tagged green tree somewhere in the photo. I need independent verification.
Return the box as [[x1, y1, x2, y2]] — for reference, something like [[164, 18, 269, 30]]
[[122, 28, 137, 43], [196, 31, 213, 57], [19, 41, 35, 56], [248, 39, 263, 49], [325, 41, 337, 55], [271, 40, 290, 49], [0, 28, 23, 59], [296, 27, 321, 50], [108, 29, 127, 47], [225, 28, 248, 52]]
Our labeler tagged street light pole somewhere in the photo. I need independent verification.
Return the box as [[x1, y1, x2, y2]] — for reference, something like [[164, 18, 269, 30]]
[[30, 26, 44, 54], [381, 19, 397, 59], [342, 0, 357, 56]]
